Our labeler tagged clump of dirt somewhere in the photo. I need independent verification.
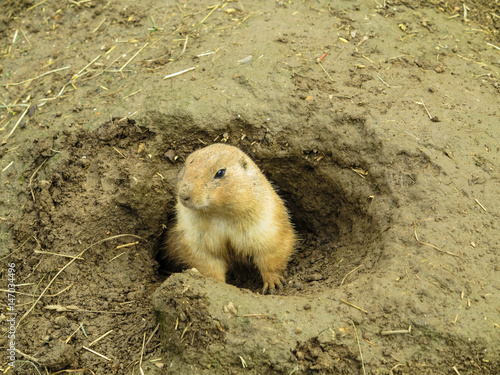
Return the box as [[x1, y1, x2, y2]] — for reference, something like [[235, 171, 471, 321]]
[[1, 0, 499, 374]]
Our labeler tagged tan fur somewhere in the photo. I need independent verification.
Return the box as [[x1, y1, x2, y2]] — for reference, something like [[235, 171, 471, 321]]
[[165, 143, 295, 293]]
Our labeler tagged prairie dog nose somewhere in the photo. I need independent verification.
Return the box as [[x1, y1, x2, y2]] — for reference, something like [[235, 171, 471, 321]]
[[178, 183, 192, 202]]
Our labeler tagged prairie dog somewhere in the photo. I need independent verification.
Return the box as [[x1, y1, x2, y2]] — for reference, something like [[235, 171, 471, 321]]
[[165, 143, 295, 294]]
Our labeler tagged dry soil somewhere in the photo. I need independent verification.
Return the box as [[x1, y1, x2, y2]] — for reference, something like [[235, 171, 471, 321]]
[[0, 0, 499, 374]]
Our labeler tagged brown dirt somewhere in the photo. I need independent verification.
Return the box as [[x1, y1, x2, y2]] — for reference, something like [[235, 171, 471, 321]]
[[0, 0, 499, 374]]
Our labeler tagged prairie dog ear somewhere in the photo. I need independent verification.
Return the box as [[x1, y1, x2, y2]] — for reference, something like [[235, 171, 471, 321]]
[[240, 157, 248, 170]]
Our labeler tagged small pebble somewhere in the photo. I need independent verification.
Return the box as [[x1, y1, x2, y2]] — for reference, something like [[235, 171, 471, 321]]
[[305, 273, 323, 282], [28, 104, 38, 117], [238, 55, 253, 64], [223, 301, 238, 316], [54, 316, 70, 327], [164, 149, 177, 162]]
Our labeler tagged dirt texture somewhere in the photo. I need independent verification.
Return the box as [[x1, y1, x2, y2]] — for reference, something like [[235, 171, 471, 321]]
[[0, 0, 499, 374]]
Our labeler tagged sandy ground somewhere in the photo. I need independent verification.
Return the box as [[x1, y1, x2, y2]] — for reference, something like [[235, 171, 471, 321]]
[[0, 0, 499, 374]]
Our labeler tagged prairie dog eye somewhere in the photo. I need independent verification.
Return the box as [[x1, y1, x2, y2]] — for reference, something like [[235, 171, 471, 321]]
[[214, 169, 226, 179]]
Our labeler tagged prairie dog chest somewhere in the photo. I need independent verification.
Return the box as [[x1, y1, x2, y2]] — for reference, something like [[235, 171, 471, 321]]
[[178, 204, 276, 256]]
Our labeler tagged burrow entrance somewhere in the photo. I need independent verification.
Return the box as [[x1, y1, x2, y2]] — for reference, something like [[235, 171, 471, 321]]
[[11, 114, 395, 297]]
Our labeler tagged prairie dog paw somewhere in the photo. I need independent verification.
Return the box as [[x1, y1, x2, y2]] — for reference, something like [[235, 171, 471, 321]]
[[262, 273, 285, 295]]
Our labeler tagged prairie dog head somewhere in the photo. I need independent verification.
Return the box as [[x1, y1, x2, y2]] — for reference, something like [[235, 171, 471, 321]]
[[177, 144, 260, 214]]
